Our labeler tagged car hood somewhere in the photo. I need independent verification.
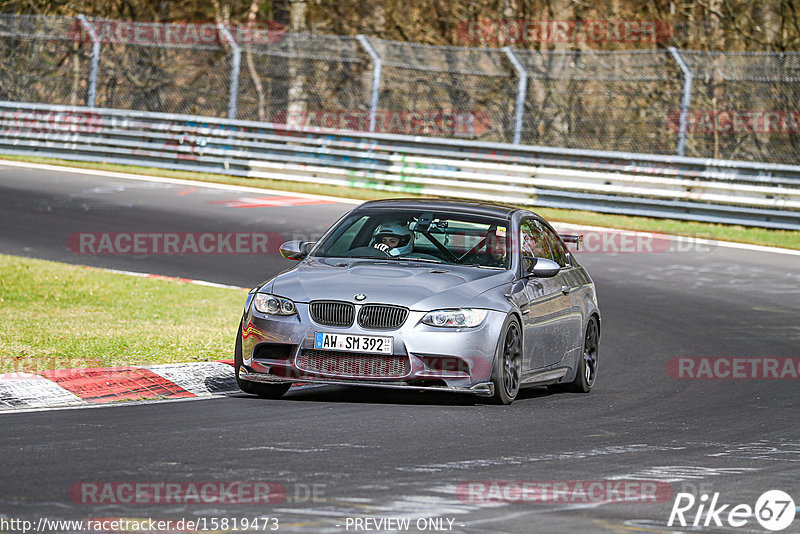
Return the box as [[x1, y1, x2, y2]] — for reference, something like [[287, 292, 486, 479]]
[[267, 257, 514, 310]]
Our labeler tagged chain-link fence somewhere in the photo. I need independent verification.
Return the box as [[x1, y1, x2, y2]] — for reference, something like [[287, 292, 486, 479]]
[[236, 34, 370, 124], [93, 21, 233, 117], [0, 15, 93, 106], [369, 39, 517, 142], [1, 14, 798, 164], [680, 51, 800, 164], [515, 50, 685, 155]]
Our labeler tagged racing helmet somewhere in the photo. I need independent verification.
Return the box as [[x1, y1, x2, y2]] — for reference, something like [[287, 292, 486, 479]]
[[373, 222, 414, 255]]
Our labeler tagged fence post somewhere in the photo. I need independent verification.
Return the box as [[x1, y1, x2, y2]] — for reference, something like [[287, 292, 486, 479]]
[[217, 23, 241, 120], [503, 47, 527, 145], [77, 15, 100, 108], [356, 35, 381, 133], [668, 47, 693, 157]]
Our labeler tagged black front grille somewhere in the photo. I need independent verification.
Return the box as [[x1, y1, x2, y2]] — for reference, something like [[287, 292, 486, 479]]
[[296, 349, 410, 378], [358, 304, 409, 330], [310, 301, 355, 327]]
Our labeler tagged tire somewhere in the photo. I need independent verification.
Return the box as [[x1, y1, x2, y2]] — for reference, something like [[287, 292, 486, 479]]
[[234, 320, 291, 399], [564, 315, 599, 393], [490, 317, 523, 405]]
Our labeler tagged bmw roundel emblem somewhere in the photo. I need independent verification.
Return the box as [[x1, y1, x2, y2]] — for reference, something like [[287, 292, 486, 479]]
[[354, 293, 367, 301]]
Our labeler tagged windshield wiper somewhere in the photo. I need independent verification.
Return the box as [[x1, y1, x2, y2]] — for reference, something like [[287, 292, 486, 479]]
[[386, 257, 444, 264], [465, 263, 505, 270], [341, 255, 443, 264]]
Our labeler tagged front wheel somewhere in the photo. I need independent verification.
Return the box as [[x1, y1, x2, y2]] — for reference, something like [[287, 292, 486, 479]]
[[490, 318, 522, 404], [234, 320, 291, 399]]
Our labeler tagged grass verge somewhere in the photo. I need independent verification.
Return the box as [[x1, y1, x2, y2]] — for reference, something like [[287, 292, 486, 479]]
[[1, 154, 798, 250], [0, 253, 245, 374]]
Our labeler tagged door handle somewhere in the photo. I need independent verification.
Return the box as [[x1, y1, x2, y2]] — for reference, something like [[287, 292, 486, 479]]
[[561, 285, 571, 295]]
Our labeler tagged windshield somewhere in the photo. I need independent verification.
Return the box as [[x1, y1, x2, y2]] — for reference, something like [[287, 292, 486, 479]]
[[314, 210, 510, 269]]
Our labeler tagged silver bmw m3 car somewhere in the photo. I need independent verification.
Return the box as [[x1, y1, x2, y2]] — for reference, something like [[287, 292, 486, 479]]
[[235, 199, 600, 404]]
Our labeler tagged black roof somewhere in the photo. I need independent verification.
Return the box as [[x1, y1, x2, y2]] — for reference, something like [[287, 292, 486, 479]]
[[355, 198, 521, 219]]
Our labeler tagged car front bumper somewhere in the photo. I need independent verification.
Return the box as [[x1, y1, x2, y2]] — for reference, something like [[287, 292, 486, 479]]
[[239, 304, 507, 396]]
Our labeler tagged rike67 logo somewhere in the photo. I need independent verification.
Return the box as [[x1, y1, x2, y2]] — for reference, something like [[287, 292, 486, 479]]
[[669, 490, 796, 531]]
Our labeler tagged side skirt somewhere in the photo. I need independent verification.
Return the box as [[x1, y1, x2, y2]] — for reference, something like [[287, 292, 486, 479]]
[[520, 367, 569, 387]]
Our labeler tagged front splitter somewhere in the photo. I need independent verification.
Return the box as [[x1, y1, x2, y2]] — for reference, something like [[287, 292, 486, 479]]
[[239, 368, 495, 397]]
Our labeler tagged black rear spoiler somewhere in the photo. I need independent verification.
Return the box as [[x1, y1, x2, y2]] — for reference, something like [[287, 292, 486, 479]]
[[560, 234, 583, 250]]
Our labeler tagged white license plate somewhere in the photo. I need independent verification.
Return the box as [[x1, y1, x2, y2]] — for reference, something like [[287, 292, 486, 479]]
[[314, 332, 393, 354]]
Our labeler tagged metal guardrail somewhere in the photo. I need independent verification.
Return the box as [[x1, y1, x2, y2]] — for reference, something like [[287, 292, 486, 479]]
[[0, 101, 799, 230]]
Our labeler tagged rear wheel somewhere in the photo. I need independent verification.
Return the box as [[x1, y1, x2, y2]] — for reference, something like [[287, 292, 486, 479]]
[[490, 318, 522, 405], [564, 316, 599, 393], [234, 321, 291, 399]]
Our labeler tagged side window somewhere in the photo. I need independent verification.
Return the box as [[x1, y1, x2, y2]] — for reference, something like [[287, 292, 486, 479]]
[[520, 220, 553, 270], [541, 225, 570, 267]]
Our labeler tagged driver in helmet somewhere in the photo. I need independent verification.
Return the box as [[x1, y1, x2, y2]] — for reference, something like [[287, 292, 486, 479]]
[[372, 222, 414, 256]]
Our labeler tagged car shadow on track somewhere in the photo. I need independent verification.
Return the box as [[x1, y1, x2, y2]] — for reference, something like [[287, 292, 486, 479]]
[[231, 384, 556, 406]]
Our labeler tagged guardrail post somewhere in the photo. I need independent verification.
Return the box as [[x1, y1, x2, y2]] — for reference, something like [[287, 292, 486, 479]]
[[668, 47, 694, 157], [217, 23, 241, 120], [77, 15, 100, 108], [356, 35, 381, 133], [503, 47, 527, 145]]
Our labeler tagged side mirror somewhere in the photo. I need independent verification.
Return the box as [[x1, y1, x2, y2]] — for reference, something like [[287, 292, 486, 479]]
[[524, 256, 561, 278], [560, 234, 583, 251], [279, 240, 315, 261]]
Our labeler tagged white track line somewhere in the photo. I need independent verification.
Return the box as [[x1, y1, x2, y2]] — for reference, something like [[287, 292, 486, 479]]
[[0, 158, 362, 204], [1, 394, 228, 415], [94, 266, 247, 290], [0, 158, 796, 256]]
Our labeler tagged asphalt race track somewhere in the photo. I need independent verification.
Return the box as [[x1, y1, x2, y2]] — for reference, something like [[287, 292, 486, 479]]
[[1, 162, 799, 533]]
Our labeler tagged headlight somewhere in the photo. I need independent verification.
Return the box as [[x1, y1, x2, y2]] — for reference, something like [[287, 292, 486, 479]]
[[253, 293, 296, 316], [422, 308, 488, 328]]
